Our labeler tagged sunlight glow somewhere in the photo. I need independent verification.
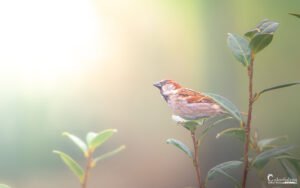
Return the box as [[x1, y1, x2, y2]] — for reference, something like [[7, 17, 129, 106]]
[[0, 0, 102, 91]]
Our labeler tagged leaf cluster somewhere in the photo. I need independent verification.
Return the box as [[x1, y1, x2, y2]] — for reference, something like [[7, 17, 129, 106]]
[[168, 114, 236, 187], [227, 19, 279, 67], [167, 18, 300, 188], [53, 129, 125, 184], [212, 18, 300, 187]]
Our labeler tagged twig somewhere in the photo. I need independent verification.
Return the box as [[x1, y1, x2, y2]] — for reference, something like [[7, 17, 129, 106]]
[[191, 131, 202, 188], [82, 150, 93, 188], [242, 52, 255, 188]]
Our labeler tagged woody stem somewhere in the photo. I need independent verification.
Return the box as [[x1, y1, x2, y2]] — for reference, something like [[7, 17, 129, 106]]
[[242, 52, 255, 188], [81, 150, 93, 188], [191, 131, 202, 188]]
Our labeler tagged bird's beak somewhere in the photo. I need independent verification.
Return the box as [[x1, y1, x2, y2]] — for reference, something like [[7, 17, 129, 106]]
[[153, 82, 162, 89]]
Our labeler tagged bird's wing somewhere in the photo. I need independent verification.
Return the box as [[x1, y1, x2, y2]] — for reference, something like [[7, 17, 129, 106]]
[[177, 88, 215, 104]]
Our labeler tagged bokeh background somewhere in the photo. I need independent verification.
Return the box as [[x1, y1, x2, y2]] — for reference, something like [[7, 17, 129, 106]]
[[0, 0, 299, 187]]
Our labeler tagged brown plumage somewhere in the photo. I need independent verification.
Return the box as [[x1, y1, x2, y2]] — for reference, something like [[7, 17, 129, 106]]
[[153, 79, 225, 120]]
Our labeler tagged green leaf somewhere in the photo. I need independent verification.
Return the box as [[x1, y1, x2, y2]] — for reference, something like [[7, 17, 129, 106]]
[[249, 34, 273, 54], [199, 116, 233, 143], [227, 33, 251, 66], [253, 82, 300, 102], [172, 115, 206, 132], [257, 136, 287, 151], [87, 129, 118, 151], [212, 169, 241, 188], [204, 93, 243, 123], [244, 20, 279, 54], [252, 145, 295, 170], [244, 29, 259, 39], [276, 155, 300, 174], [216, 127, 245, 142], [92, 145, 126, 167], [207, 161, 243, 180], [166, 138, 193, 158], [289, 13, 300, 19], [210, 116, 234, 127], [86, 132, 98, 146], [245, 19, 279, 39], [63, 132, 88, 157], [256, 20, 279, 34], [245, 20, 269, 39], [201, 116, 233, 137], [53, 150, 84, 183], [276, 155, 300, 162], [0, 184, 10, 188], [279, 160, 298, 187]]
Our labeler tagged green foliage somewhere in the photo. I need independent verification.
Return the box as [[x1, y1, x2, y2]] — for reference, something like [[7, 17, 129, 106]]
[[0, 184, 10, 188], [276, 155, 300, 175], [92, 145, 126, 167], [86, 132, 98, 145], [227, 33, 251, 66], [245, 19, 279, 37], [206, 161, 243, 188], [207, 160, 243, 179], [257, 136, 287, 151], [169, 113, 240, 188], [289, 13, 300, 19], [63, 132, 88, 157], [249, 34, 273, 54], [204, 93, 243, 123], [279, 160, 298, 188], [199, 116, 233, 143], [54, 129, 124, 187], [221, 18, 299, 188], [166, 18, 299, 188], [169, 112, 237, 188], [253, 82, 300, 102], [86, 129, 118, 152], [228, 19, 279, 64], [216, 127, 245, 142], [53, 150, 84, 183], [252, 145, 295, 170], [246, 20, 279, 54], [251, 135, 299, 184], [166, 138, 193, 158], [172, 115, 205, 132]]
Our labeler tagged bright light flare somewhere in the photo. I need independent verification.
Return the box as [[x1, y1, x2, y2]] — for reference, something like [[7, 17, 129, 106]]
[[0, 0, 103, 91]]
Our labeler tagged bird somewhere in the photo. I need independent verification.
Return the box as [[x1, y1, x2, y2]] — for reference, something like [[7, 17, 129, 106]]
[[153, 79, 225, 120]]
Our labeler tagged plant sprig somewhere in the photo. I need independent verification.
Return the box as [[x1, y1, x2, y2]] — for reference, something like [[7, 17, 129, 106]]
[[225, 19, 300, 188], [54, 129, 125, 188], [168, 113, 236, 188], [165, 18, 300, 188]]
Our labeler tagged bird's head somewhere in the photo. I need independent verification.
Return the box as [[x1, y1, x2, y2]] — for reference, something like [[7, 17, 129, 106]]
[[153, 80, 181, 97]]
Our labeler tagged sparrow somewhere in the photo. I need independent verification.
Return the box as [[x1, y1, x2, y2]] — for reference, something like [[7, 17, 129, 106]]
[[153, 79, 225, 120]]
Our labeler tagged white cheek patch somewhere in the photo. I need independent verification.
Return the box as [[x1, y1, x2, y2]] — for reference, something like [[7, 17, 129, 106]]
[[163, 90, 176, 96]]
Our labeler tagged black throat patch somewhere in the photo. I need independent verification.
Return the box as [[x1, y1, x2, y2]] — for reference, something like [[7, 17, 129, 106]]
[[160, 90, 169, 102]]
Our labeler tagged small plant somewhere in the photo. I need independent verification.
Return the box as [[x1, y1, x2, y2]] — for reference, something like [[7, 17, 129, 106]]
[[0, 184, 10, 188], [227, 19, 300, 188], [53, 129, 125, 188], [166, 97, 242, 188], [162, 19, 300, 188]]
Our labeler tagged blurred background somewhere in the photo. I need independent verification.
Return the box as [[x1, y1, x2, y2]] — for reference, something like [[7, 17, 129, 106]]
[[0, 0, 299, 187]]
